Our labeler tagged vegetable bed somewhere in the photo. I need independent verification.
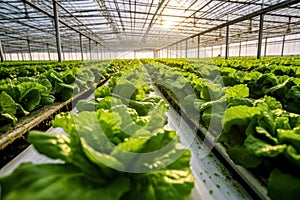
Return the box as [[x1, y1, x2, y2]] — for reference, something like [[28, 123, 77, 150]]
[[0, 59, 130, 166], [0, 59, 195, 200], [141, 57, 300, 200]]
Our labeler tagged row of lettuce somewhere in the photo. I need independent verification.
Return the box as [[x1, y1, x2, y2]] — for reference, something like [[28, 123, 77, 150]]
[[0, 59, 194, 200], [0, 60, 129, 126], [0, 61, 81, 79], [141, 57, 300, 200]]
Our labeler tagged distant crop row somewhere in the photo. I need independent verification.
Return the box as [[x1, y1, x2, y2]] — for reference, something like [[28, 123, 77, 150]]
[[0, 60, 128, 126]]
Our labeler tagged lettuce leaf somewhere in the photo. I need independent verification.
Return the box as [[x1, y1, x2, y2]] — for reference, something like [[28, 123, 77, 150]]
[[278, 128, 300, 152], [0, 91, 18, 125], [0, 163, 130, 200], [225, 84, 249, 99], [121, 169, 193, 200], [227, 145, 262, 168], [268, 169, 300, 200], [244, 135, 286, 158], [218, 105, 261, 145], [94, 85, 111, 98]]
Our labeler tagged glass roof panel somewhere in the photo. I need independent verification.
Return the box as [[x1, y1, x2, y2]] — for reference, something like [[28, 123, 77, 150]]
[[0, 0, 299, 53]]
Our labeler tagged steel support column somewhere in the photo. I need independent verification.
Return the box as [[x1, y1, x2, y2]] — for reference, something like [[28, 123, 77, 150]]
[[166, 47, 168, 58], [180, 42, 182, 58], [281, 35, 286, 56], [79, 34, 84, 60], [220, 45, 222, 57], [185, 40, 188, 58], [47, 43, 51, 60], [9, 52, 12, 61], [27, 39, 32, 61], [0, 40, 4, 62], [20, 51, 24, 61], [89, 39, 92, 60], [70, 48, 73, 60], [53, 0, 62, 62], [96, 43, 99, 60], [225, 25, 229, 59], [239, 40, 242, 57], [175, 43, 178, 58], [264, 38, 268, 57], [197, 35, 200, 59], [2, 45, 6, 61], [257, 15, 264, 59], [100, 45, 103, 60]]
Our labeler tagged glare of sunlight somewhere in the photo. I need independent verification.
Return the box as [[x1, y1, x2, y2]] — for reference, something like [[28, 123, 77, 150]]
[[160, 8, 182, 29]]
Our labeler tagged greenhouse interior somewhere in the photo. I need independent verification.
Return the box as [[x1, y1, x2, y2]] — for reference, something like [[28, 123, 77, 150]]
[[0, 0, 300, 200]]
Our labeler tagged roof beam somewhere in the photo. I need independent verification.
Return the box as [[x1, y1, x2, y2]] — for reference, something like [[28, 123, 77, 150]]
[[20, 0, 112, 50], [160, 0, 300, 49]]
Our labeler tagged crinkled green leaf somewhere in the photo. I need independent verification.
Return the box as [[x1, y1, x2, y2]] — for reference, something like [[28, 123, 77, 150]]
[[94, 85, 111, 98], [242, 71, 262, 82], [19, 88, 41, 111], [254, 95, 282, 111], [17, 80, 50, 97], [278, 128, 300, 152], [111, 101, 167, 137], [0, 91, 17, 115], [62, 69, 76, 84], [129, 99, 161, 116], [76, 100, 97, 112], [77, 69, 95, 84], [255, 126, 279, 144], [222, 105, 261, 134], [244, 135, 285, 157], [201, 104, 224, 131], [28, 130, 71, 161], [257, 110, 275, 136], [275, 116, 291, 130], [57, 85, 73, 101], [52, 112, 75, 135], [70, 111, 116, 153], [111, 130, 186, 172], [81, 138, 125, 172], [273, 109, 300, 128], [225, 84, 249, 99], [284, 145, 300, 168], [227, 97, 253, 108], [0, 163, 130, 200], [227, 145, 262, 168], [121, 170, 193, 200], [263, 77, 291, 94], [96, 96, 122, 110], [38, 76, 52, 92], [40, 95, 55, 105], [28, 130, 104, 178]]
